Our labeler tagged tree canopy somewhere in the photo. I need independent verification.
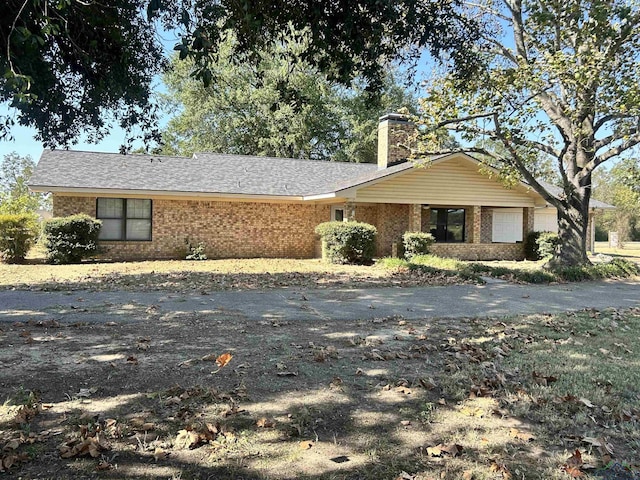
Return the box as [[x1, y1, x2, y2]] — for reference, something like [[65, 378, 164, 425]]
[[1, 0, 479, 149], [593, 159, 640, 245], [162, 34, 419, 162], [0, 152, 49, 214], [416, 0, 640, 267]]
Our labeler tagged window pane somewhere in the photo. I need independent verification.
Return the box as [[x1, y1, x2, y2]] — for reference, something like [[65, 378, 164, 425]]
[[99, 219, 123, 240], [97, 198, 123, 218], [127, 199, 151, 219], [448, 209, 465, 242], [333, 209, 344, 222], [126, 219, 151, 240]]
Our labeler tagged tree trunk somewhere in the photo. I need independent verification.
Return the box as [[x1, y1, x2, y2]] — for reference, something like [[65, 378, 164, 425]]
[[547, 192, 591, 269]]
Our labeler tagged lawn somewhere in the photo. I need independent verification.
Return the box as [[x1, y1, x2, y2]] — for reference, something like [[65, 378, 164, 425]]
[[1, 247, 637, 293], [1, 305, 638, 479], [594, 242, 640, 263]]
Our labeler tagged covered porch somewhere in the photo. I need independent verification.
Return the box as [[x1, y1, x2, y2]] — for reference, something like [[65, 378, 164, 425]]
[[334, 202, 535, 261]]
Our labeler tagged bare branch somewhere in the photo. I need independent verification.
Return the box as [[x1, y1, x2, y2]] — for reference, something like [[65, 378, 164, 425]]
[[592, 133, 640, 168]]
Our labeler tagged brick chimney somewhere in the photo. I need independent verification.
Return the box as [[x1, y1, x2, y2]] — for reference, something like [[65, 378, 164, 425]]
[[377, 113, 416, 170]]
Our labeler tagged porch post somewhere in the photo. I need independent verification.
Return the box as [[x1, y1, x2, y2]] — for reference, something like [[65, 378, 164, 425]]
[[345, 201, 356, 221], [471, 206, 482, 244], [409, 204, 422, 231], [522, 207, 535, 239]]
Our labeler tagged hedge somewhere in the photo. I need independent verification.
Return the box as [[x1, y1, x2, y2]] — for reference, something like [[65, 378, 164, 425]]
[[43, 214, 102, 264], [402, 231, 434, 259], [315, 221, 377, 264], [0, 213, 39, 263], [524, 230, 560, 260]]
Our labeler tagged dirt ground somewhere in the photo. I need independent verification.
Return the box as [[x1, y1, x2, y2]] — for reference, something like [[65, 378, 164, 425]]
[[1, 296, 638, 480], [0, 258, 479, 293]]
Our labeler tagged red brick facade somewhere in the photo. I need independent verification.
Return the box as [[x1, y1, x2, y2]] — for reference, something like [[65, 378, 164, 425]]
[[53, 195, 528, 261], [53, 195, 329, 260]]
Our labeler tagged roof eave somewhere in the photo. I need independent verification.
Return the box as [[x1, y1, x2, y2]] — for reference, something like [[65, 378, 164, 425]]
[[29, 186, 307, 202]]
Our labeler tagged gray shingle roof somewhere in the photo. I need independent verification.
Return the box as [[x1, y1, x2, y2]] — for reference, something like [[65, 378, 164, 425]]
[[29, 149, 615, 209], [29, 150, 377, 197]]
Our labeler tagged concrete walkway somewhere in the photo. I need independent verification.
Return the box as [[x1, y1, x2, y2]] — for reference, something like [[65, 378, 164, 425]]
[[0, 279, 638, 324]]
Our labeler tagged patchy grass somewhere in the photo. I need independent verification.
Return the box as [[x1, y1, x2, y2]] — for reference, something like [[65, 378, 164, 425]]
[[1, 303, 638, 479], [594, 242, 640, 262], [379, 254, 639, 285]]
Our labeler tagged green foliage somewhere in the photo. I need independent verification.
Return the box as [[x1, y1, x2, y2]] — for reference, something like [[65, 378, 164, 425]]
[[524, 231, 541, 261], [0, 213, 38, 263], [537, 232, 560, 259], [593, 158, 640, 244], [402, 232, 434, 259], [1, 1, 165, 148], [416, 0, 640, 267], [43, 215, 101, 264], [377, 253, 636, 284], [186, 241, 208, 261], [377, 257, 410, 269], [0, 153, 49, 214], [2, 0, 479, 147], [161, 36, 419, 162], [525, 231, 559, 260], [315, 221, 376, 264]]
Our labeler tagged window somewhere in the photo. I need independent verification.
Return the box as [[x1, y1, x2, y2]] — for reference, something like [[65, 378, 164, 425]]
[[331, 206, 345, 222], [96, 198, 152, 241], [429, 208, 465, 242]]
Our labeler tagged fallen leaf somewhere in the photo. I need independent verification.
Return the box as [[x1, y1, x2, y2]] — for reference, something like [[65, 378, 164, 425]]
[[256, 417, 275, 428], [490, 462, 512, 479], [509, 428, 535, 442], [579, 398, 595, 408], [426, 443, 463, 457], [96, 460, 112, 471], [216, 352, 233, 368], [561, 449, 585, 478], [299, 440, 314, 450], [153, 447, 169, 461]]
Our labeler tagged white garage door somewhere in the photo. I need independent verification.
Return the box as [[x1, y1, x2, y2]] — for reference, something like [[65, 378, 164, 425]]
[[492, 209, 523, 243], [534, 210, 558, 232]]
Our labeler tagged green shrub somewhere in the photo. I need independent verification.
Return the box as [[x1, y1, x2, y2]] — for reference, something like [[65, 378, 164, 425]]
[[0, 213, 38, 263], [524, 231, 542, 260], [402, 232, 434, 259], [43, 214, 102, 264], [537, 232, 559, 259], [315, 221, 377, 264]]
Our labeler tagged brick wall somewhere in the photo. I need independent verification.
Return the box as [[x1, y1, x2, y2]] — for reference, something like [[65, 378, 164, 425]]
[[53, 195, 329, 260], [431, 243, 524, 261], [370, 204, 409, 256], [481, 207, 493, 243]]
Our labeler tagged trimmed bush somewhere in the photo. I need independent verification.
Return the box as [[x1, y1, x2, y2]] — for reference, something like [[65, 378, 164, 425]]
[[524, 231, 542, 260], [402, 231, 434, 259], [0, 213, 38, 263], [315, 221, 377, 264], [537, 231, 559, 259], [524, 231, 559, 260], [43, 214, 102, 264]]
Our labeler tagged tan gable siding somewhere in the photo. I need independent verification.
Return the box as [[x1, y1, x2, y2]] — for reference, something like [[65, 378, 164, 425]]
[[354, 157, 539, 207]]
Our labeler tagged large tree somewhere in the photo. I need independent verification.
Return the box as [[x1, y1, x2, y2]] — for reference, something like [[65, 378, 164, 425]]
[[0, 152, 49, 214], [1, 0, 479, 149], [417, 0, 640, 267], [162, 34, 419, 162]]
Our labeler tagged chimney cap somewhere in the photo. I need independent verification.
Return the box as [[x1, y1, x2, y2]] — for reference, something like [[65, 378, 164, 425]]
[[379, 113, 410, 123]]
